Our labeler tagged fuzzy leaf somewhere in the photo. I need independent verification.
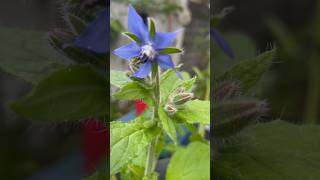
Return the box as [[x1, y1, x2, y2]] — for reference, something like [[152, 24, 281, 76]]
[[11, 65, 107, 121], [160, 69, 192, 102], [111, 117, 160, 175], [113, 82, 149, 100], [158, 107, 177, 143], [166, 142, 210, 180], [0, 27, 71, 83], [216, 120, 320, 180], [218, 48, 276, 93], [158, 47, 183, 54], [174, 100, 210, 125], [110, 70, 132, 88], [122, 32, 141, 43], [148, 18, 156, 39]]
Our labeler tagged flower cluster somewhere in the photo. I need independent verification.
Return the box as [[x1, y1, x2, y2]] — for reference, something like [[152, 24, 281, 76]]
[[114, 5, 183, 78]]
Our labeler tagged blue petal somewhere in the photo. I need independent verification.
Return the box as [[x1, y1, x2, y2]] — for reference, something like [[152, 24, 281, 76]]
[[128, 5, 150, 44], [156, 55, 183, 79], [133, 61, 152, 78], [153, 29, 181, 49], [72, 8, 109, 53], [156, 55, 175, 70], [113, 43, 141, 60], [211, 28, 235, 59]]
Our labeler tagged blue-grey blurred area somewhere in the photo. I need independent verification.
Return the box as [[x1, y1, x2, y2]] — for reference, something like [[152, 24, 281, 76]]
[[213, 0, 319, 123], [0, 0, 82, 179]]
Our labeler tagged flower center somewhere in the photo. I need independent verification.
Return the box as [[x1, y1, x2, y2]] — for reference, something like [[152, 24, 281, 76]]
[[139, 45, 156, 62]]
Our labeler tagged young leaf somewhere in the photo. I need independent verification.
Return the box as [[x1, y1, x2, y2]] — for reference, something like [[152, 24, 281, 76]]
[[111, 117, 160, 175], [111, 70, 132, 88], [113, 82, 150, 100], [148, 18, 156, 39], [122, 32, 141, 43], [166, 142, 210, 180], [158, 47, 183, 54], [11, 65, 107, 121], [174, 100, 210, 125], [158, 107, 177, 143], [218, 48, 276, 93]]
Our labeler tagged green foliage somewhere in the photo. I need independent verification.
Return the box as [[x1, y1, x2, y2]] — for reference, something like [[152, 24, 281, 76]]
[[11, 65, 107, 121], [174, 100, 210, 125], [213, 33, 255, 75], [0, 27, 71, 83], [217, 49, 276, 94], [110, 70, 132, 88], [148, 18, 156, 40], [158, 107, 177, 143], [110, 116, 160, 175], [84, 170, 109, 180], [215, 121, 320, 180], [122, 32, 141, 43], [113, 82, 150, 100], [110, 67, 210, 179], [166, 142, 210, 180], [160, 70, 193, 102], [158, 47, 183, 54]]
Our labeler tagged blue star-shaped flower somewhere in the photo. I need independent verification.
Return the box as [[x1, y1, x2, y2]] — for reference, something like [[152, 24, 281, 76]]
[[68, 8, 109, 54], [113, 5, 182, 78]]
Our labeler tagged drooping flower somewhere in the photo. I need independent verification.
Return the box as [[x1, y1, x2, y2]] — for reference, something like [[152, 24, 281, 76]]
[[113, 5, 183, 78]]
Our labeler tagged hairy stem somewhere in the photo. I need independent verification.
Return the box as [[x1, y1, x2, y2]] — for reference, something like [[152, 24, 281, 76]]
[[144, 62, 161, 177]]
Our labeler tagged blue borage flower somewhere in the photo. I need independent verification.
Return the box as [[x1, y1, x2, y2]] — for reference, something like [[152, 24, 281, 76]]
[[113, 5, 183, 78], [211, 28, 235, 59], [65, 8, 109, 53]]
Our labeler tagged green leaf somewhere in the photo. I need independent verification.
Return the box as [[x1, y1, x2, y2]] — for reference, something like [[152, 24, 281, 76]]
[[166, 142, 210, 180], [174, 100, 210, 125], [216, 120, 320, 180], [213, 33, 256, 76], [160, 69, 192, 102], [0, 27, 71, 83], [158, 47, 183, 54], [148, 18, 156, 39], [111, 117, 160, 175], [84, 170, 109, 180], [113, 82, 150, 100], [217, 48, 276, 93], [122, 32, 141, 43], [110, 70, 132, 88], [158, 107, 177, 143], [11, 65, 106, 121]]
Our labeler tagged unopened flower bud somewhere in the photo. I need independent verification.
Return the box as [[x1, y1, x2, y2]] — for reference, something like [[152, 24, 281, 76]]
[[172, 92, 194, 105], [164, 103, 177, 115], [174, 87, 186, 94]]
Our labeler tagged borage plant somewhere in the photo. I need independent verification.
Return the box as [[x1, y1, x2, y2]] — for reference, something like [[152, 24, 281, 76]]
[[111, 5, 210, 180]]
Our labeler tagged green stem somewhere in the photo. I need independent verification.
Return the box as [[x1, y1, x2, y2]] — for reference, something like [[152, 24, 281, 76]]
[[144, 62, 160, 177], [198, 78, 210, 137]]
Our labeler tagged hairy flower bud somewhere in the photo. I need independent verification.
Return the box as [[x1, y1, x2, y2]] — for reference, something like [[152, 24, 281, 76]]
[[164, 103, 177, 115], [174, 87, 186, 94], [172, 92, 194, 105]]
